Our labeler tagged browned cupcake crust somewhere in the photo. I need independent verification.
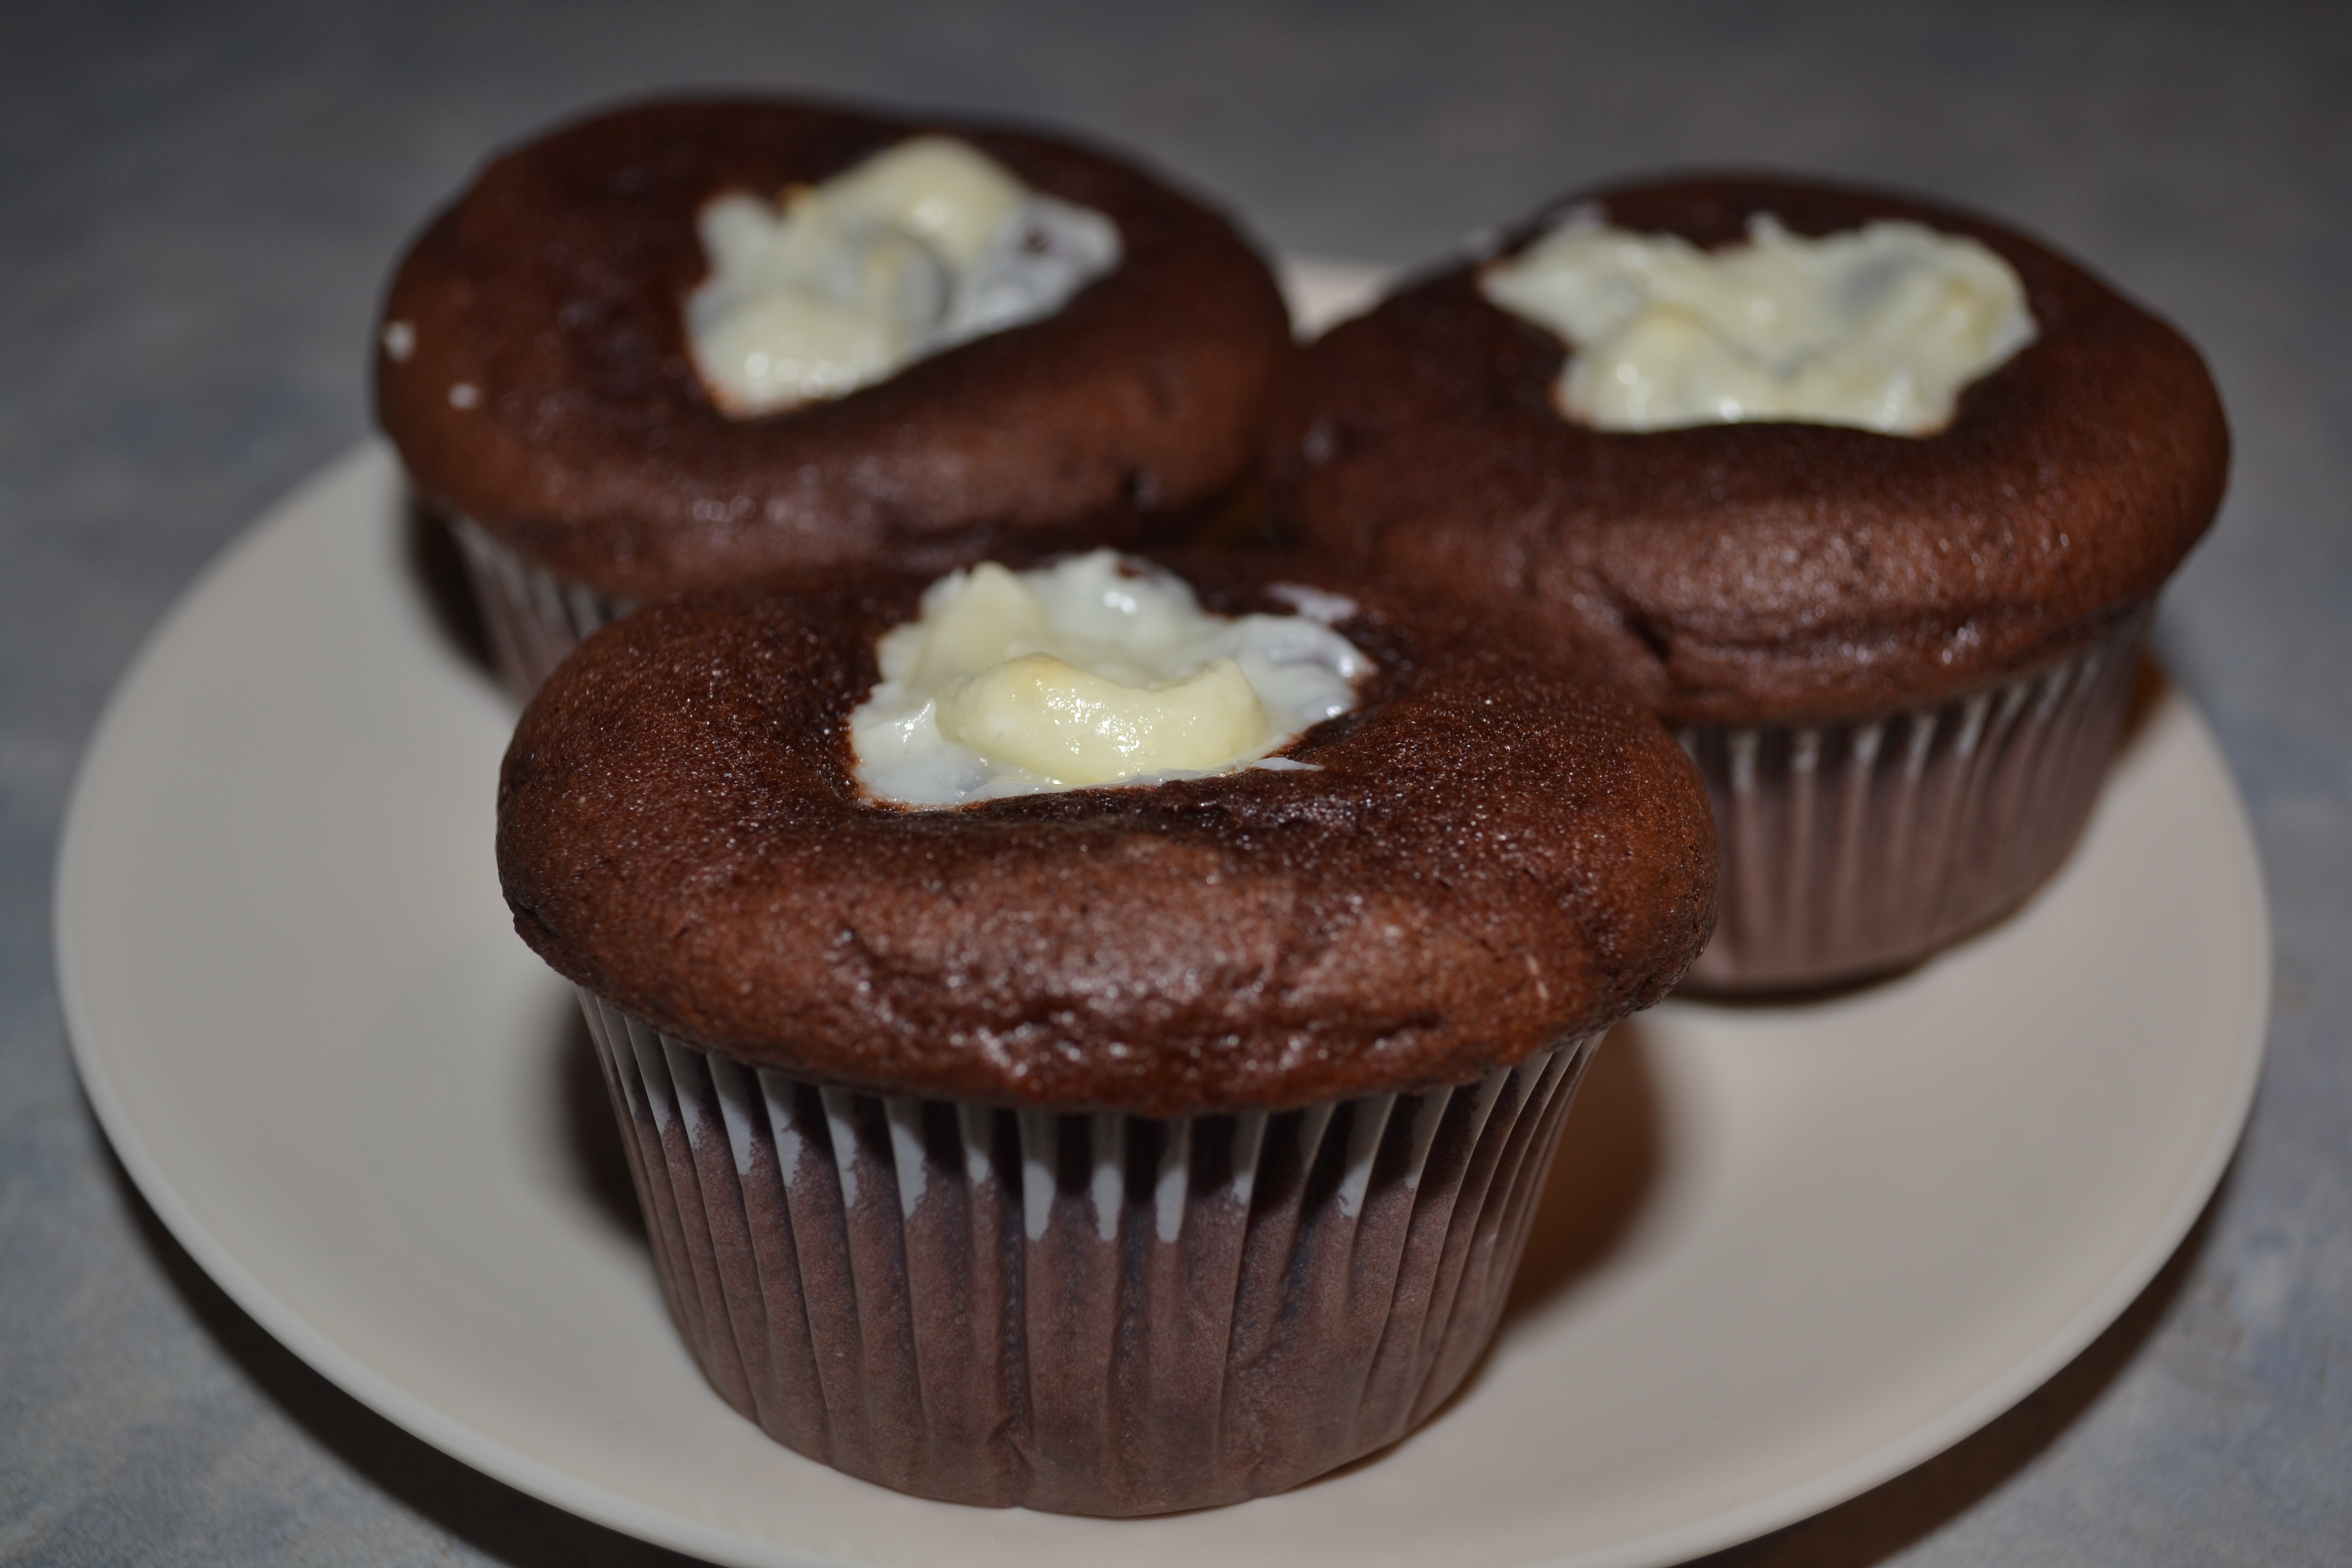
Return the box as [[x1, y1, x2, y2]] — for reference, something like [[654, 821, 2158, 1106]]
[[1271, 175, 2230, 725], [496, 559, 1717, 1115], [377, 99, 1293, 600]]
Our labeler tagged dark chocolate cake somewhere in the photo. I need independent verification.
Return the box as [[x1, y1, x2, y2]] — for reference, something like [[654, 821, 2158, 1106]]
[[1270, 175, 2228, 988], [1273, 175, 2227, 727], [500, 558, 1714, 1111], [497, 555, 1715, 1510], [377, 97, 1294, 691]]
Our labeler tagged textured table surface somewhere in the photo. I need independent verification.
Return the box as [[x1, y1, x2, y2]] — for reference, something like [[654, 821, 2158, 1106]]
[[4, 2, 2347, 1563]]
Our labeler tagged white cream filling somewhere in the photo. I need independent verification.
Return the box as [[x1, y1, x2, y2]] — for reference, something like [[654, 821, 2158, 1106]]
[[850, 551, 1371, 807], [686, 136, 1121, 416], [1479, 211, 2036, 434]]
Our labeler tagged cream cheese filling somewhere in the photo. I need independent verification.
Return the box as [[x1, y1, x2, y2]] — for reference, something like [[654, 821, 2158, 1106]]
[[1479, 211, 2036, 434], [850, 552, 1371, 807], [687, 136, 1122, 416]]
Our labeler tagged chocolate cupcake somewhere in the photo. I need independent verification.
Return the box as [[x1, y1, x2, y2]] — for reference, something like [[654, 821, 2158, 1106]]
[[497, 552, 1715, 1513], [377, 97, 1293, 695], [1273, 174, 2228, 989]]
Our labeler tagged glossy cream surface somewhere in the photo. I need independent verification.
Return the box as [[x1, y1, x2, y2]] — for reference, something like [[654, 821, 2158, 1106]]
[[1479, 212, 2035, 434], [850, 552, 1370, 806], [687, 136, 1121, 416]]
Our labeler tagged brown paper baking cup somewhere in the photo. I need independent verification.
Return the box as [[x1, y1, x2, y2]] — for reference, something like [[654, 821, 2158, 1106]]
[[1681, 607, 2150, 991], [449, 516, 627, 699], [578, 991, 1595, 1515]]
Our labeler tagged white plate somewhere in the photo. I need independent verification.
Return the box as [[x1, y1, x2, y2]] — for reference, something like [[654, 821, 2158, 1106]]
[[59, 388, 2267, 1565]]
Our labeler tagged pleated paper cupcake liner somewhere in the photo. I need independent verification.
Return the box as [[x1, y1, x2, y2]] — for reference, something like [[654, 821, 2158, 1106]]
[[1680, 606, 2149, 991], [449, 516, 627, 699], [579, 991, 1595, 1515]]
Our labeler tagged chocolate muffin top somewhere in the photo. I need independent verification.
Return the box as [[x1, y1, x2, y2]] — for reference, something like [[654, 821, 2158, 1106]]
[[377, 99, 1292, 599], [497, 558, 1717, 1115], [1272, 175, 2230, 725]]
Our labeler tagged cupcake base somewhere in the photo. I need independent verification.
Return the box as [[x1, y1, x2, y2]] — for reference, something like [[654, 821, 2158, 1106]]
[[579, 992, 1595, 1515], [449, 516, 626, 699], [1680, 608, 2149, 991]]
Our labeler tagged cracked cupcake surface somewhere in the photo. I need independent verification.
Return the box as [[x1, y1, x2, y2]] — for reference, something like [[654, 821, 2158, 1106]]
[[374, 97, 1291, 695], [496, 557, 1716, 1114], [1274, 174, 2226, 726]]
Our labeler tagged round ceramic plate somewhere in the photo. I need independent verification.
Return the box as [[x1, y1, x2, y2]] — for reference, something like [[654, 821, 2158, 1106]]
[[58, 267, 2268, 1568]]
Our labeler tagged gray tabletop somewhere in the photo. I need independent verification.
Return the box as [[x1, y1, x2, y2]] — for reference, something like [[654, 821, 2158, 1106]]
[[4, 2, 2347, 1563]]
